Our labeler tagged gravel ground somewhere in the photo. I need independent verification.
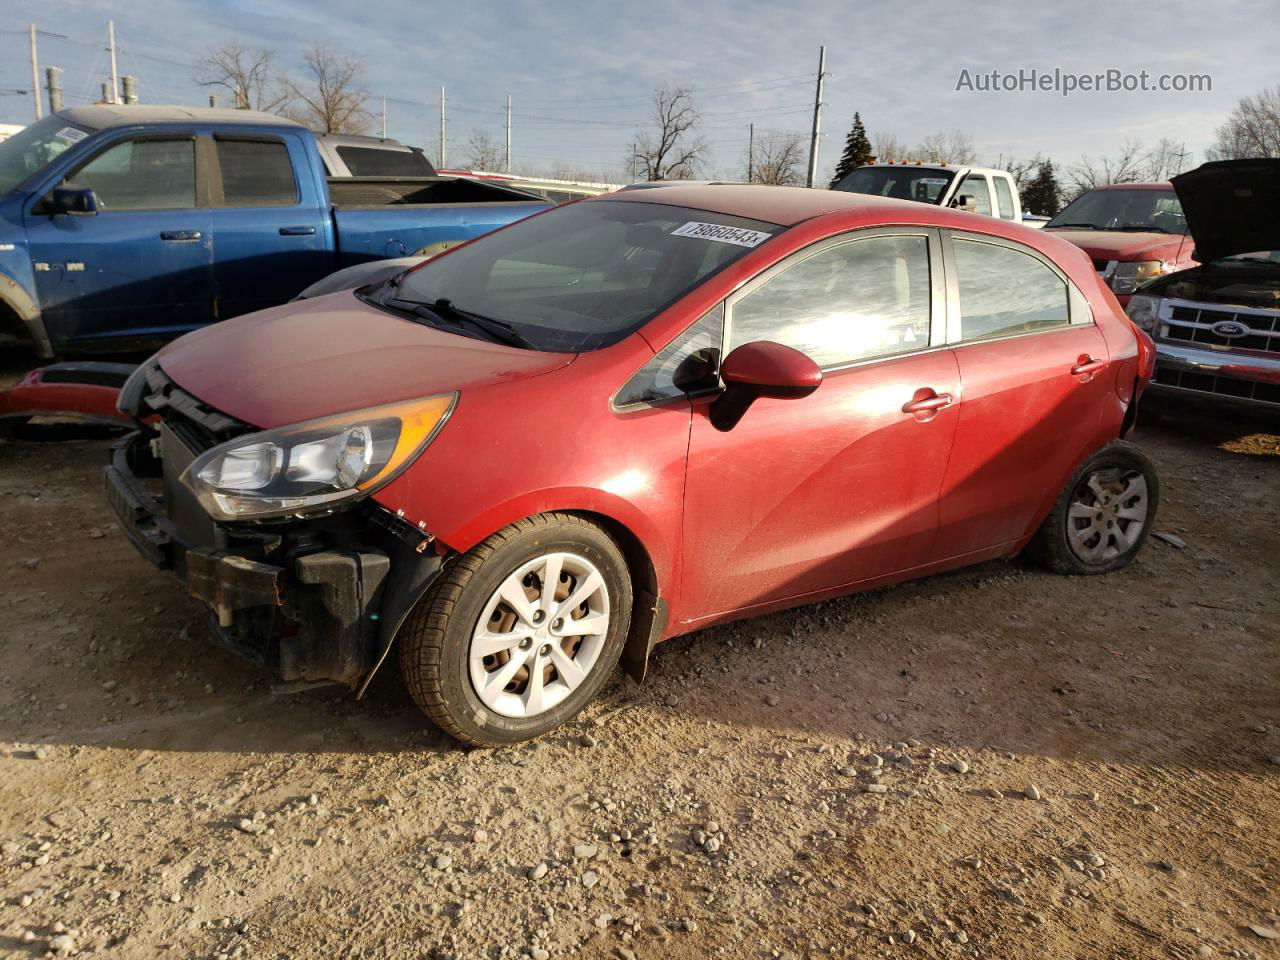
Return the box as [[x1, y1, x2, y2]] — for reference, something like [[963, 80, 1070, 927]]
[[0, 367, 1277, 959]]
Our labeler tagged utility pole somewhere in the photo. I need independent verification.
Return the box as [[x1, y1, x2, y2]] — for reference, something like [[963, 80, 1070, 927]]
[[46, 66, 62, 112], [747, 123, 755, 183], [107, 20, 119, 104], [505, 95, 512, 174], [439, 85, 447, 168], [806, 45, 826, 188], [29, 24, 42, 120], [381, 97, 387, 138]]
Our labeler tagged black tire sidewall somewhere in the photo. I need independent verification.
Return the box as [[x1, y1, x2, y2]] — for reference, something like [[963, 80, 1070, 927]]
[[434, 525, 631, 745]]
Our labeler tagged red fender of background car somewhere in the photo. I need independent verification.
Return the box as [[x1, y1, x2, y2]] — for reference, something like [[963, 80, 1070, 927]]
[[0, 363, 137, 429]]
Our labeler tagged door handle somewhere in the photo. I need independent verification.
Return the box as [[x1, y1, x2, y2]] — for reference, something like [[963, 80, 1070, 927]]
[[160, 230, 201, 242], [1071, 356, 1107, 377], [279, 225, 317, 236], [902, 391, 954, 415]]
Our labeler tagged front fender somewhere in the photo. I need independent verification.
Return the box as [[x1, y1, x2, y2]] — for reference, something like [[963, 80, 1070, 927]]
[[0, 266, 51, 358]]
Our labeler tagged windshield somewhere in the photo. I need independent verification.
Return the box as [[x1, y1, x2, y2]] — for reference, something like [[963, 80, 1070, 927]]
[[832, 167, 956, 204], [0, 115, 93, 196], [389, 200, 782, 352], [1046, 188, 1187, 234]]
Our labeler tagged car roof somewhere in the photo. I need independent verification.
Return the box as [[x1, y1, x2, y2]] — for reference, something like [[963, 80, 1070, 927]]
[[1089, 182, 1173, 191], [597, 183, 943, 227], [58, 104, 303, 130]]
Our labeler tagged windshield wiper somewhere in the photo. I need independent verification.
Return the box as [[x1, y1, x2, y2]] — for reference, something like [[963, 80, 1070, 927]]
[[381, 295, 534, 349], [1118, 223, 1170, 233], [1047, 221, 1098, 229]]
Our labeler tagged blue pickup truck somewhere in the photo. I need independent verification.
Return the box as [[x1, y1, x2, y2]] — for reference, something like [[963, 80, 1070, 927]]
[[0, 105, 549, 358]]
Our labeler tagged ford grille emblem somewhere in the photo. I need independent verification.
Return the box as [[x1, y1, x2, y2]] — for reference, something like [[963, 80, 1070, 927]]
[[1211, 320, 1250, 338]]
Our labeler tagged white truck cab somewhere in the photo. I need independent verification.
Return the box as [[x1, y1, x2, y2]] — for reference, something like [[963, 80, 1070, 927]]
[[832, 163, 1023, 223]]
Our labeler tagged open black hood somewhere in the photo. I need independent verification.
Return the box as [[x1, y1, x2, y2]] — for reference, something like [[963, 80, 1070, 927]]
[[1171, 159, 1280, 263]]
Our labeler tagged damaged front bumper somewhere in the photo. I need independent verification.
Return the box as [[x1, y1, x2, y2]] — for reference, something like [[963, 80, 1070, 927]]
[[104, 429, 443, 693]]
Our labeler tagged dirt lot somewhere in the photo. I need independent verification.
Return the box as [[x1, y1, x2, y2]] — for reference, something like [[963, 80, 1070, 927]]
[[0, 367, 1277, 959]]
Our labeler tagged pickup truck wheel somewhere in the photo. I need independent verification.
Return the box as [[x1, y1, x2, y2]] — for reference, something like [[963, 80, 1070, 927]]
[[1031, 440, 1159, 575], [398, 514, 632, 746]]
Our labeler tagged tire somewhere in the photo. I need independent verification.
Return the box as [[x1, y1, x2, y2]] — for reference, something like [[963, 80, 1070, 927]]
[[1030, 439, 1159, 575], [398, 513, 633, 746]]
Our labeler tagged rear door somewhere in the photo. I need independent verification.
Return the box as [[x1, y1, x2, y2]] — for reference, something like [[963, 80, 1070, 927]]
[[24, 131, 214, 347], [936, 230, 1110, 556], [679, 228, 961, 624], [207, 131, 329, 318]]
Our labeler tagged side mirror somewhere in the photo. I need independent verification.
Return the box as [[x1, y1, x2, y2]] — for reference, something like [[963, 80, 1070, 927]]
[[48, 186, 98, 216], [952, 194, 976, 213], [709, 340, 822, 432]]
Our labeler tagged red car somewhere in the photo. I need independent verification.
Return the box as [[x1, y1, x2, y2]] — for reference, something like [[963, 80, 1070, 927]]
[[1044, 182, 1196, 306], [106, 184, 1158, 745]]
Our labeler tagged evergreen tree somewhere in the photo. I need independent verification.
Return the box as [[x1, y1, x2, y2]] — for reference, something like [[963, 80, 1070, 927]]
[[1022, 159, 1062, 216], [829, 113, 875, 188]]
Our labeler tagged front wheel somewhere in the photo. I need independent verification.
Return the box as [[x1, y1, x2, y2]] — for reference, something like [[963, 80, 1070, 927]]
[[398, 514, 632, 746], [1031, 440, 1159, 575]]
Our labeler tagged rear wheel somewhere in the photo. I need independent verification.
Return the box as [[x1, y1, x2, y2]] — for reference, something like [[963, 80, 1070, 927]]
[[398, 514, 632, 746], [1031, 440, 1159, 575]]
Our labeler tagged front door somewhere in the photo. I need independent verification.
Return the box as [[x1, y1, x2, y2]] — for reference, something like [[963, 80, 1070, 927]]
[[936, 231, 1112, 555], [679, 228, 961, 626], [24, 133, 213, 349]]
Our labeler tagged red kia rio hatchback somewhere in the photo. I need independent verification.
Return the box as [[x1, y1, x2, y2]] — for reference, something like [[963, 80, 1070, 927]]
[[107, 184, 1158, 745]]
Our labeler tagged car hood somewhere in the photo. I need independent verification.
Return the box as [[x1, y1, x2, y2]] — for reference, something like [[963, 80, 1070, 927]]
[[1171, 158, 1280, 263], [157, 291, 574, 429], [1047, 229, 1188, 263]]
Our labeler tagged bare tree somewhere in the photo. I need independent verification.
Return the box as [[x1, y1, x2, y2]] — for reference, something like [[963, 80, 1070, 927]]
[[1208, 85, 1280, 159], [913, 130, 976, 164], [745, 131, 806, 185], [1142, 137, 1192, 180], [1065, 139, 1146, 199], [872, 131, 909, 164], [283, 47, 370, 134], [464, 129, 502, 171], [1002, 154, 1044, 192], [198, 44, 290, 112], [625, 87, 704, 181]]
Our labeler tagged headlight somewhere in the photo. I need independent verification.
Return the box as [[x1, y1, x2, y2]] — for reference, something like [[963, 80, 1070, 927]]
[[1125, 294, 1160, 331], [182, 394, 455, 522], [1110, 260, 1170, 295]]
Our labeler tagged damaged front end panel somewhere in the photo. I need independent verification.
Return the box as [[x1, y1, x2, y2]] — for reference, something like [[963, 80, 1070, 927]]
[[105, 361, 445, 690]]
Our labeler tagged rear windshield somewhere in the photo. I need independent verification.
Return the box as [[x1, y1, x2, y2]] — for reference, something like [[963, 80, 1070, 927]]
[[0, 115, 94, 196], [391, 200, 782, 352], [335, 145, 436, 178], [833, 166, 956, 204], [1046, 188, 1187, 234]]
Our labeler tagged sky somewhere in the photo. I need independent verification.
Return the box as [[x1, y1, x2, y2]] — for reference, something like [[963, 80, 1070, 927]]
[[1, 0, 1275, 184]]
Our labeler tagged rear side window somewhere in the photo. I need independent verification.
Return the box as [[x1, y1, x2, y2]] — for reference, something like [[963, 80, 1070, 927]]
[[993, 177, 1016, 219], [957, 175, 991, 215], [335, 145, 435, 177], [729, 234, 932, 368], [216, 139, 297, 207], [953, 238, 1069, 341], [69, 138, 195, 210]]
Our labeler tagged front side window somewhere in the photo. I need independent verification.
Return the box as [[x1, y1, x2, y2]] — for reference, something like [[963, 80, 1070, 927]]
[[615, 304, 723, 407], [67, 138, 195, 211], [392, 200, 779, 352], [728, 234, 932, 368], [216, 139, 297, 207], [957, 175, 991, 215], [953, 238, 1070, 341]]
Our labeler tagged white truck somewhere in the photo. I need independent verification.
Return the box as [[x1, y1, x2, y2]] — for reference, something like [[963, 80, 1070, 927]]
[[831, 163, 1027, 224]]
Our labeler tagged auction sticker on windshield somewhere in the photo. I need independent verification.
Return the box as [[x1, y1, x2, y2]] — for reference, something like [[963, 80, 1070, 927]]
[[671, 221, 772, 247]]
